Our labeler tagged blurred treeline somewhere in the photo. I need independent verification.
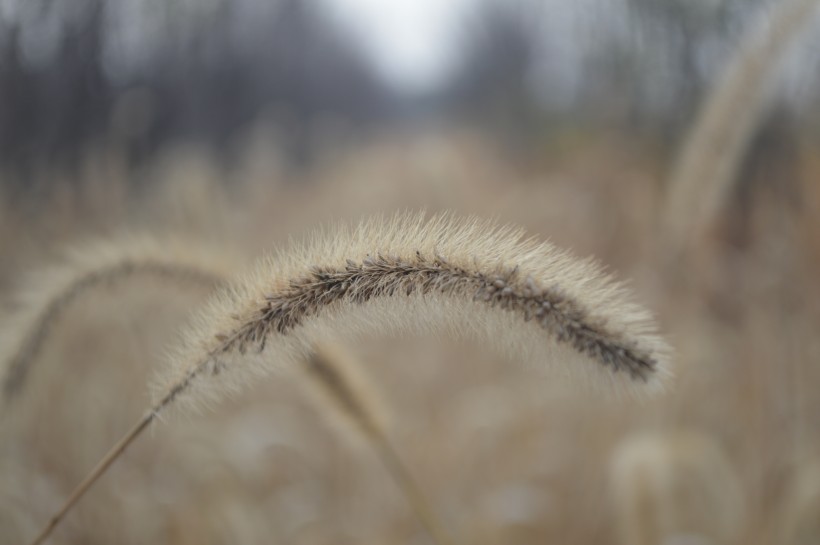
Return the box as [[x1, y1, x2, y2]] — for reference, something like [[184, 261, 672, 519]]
[[1, 0, 819, 189], [0, 0, 392, 183]]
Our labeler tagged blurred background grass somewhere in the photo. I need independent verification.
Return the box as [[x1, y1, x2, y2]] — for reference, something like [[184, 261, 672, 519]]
[[1, 0, 820, 543]]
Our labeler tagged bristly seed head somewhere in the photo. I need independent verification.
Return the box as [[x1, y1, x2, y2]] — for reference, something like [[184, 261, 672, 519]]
[[152, 213, 672, 415], [211, 252, 657, 382]]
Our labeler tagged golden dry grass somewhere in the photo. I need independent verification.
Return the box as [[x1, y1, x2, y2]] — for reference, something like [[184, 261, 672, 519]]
[[1, 122, 819, 544]]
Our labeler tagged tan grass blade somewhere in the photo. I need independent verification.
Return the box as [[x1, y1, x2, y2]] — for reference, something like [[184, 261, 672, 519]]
[[302, 343, 454, 545], [662, 0, 820, 254]]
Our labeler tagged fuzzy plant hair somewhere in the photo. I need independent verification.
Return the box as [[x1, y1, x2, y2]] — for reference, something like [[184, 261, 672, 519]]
[[0, 235, 232, 405], [153, 212, 671, 415], [28, 213, 672, 545]]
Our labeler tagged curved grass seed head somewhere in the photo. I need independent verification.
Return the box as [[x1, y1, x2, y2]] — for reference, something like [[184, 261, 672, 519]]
[[0, 235, 232, 405], [152, 212, 672, 415], [26, 213, 673, 545]]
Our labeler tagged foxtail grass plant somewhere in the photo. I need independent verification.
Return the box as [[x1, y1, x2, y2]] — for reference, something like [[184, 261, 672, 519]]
[[28, 212, 671, 545], [663, 0, 820, 255], [301, 343, 454, 545], [0, 236, 231, 405]]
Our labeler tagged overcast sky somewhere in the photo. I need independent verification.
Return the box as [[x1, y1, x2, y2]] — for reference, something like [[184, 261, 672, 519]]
[[319, 0, 476, 93]]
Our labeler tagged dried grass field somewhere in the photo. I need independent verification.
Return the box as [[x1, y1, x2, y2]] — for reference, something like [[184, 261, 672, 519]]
[[1, 121, 819, 544]]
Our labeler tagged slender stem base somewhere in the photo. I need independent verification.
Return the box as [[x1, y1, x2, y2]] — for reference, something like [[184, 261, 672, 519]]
[[28, 411, 156, 545]]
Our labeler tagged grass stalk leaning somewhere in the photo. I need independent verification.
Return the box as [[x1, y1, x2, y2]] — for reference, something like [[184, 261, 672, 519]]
[[27, 212, 672, 544], [303, 343, 454, 545], [662, 0, 820, 254]]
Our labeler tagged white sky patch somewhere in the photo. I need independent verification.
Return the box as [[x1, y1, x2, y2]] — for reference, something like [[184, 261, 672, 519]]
[[320, 0, 475, 93]]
